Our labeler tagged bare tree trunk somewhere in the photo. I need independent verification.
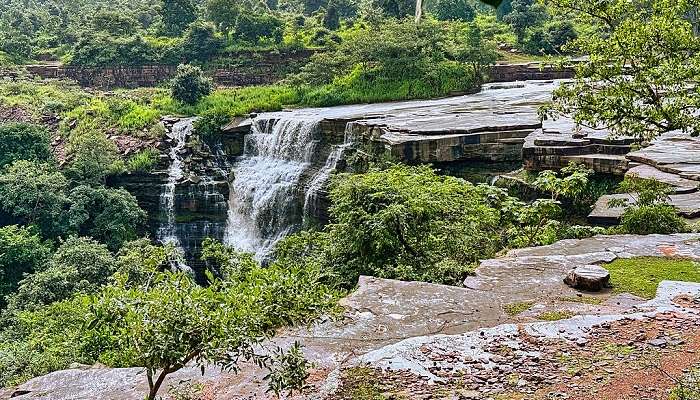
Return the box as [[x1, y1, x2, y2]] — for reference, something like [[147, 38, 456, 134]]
[[147, 370, 169, 400], [414, 0, 423, 23]]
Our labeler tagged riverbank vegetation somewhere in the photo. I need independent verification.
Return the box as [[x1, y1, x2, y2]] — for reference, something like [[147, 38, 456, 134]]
[[0, 0, 582, 66]]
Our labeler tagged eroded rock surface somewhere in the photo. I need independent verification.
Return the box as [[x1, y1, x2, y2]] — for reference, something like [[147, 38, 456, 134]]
[[522, 119, 632, 174]]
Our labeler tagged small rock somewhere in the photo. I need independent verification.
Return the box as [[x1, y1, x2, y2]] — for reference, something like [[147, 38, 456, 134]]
[[648, 338, 668, 347], [564, 265, 610, 291]]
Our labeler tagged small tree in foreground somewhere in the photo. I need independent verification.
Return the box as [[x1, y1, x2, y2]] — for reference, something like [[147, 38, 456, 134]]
[[170, 64, 213, 105], [87, 245, 339, 400]]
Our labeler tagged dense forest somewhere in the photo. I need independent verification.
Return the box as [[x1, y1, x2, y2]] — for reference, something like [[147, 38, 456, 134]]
[[1, 0, 700, 399]]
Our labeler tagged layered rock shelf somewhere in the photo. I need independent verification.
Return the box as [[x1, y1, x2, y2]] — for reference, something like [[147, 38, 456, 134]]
[[588, 132, 700, 224], [245, 80, 560, 166], [8, 234, 700, 399], [522, 119, 634, 175]]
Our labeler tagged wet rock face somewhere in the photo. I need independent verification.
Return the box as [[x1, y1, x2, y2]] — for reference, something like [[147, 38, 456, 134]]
[[109, 118, 232, 275], [564, 265, 610, 291]]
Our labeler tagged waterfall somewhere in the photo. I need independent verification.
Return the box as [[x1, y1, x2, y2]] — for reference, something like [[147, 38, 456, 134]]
[[303, 124, 354, 219], [224, 117, 323, 260], [157, 118, 194, 247]]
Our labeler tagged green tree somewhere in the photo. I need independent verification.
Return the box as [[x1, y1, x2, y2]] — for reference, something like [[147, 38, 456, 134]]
[[502, 0, 548, 41], [542, 0, 700, 140], [0, 161, 69, 238], [428, 0, 476, 21], [204, 0, 240, 37], [448, 22, 499, 83], [323, 165, 502, 286], [180, 21, 223, 63], [0, 123, 53, 169], [170, 64, 213, 105], [160, 0, 197, 37], [0, 226, 50, 308], [234, 13, 284, 45], [67, 186, 146, 251], [4, 237, 116, 313], [65, 131, 121, 185], [91, 10, 139, 36], [86, 248, 338, 400]]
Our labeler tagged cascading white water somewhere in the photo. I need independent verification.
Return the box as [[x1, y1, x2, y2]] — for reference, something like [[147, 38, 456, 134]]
[[303, 124, 355, 219], [224, 117, 322, 260], [157, 118, 194, 248]]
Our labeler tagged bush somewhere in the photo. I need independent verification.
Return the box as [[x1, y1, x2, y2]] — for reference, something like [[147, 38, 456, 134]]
[[67, 185, 147, 251], [611, 176, 687, 235], [523, 20, 577, 55], [234, 13, 284, 45], [5, 237, 116, 313], [0, 226, 50, 308], [0, 123, 53, 168], [126, 149, 160, 173], [0, 161, 70, 238], [181, 21, 224, 63], [170, 64, 213, 105], [65, 130, 121, 185], [322, 164, 503, 286], [620, 204, 687, 235]]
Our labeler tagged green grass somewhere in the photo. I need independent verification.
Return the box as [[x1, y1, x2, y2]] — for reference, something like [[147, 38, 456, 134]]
[[605, 257, 700, 299], [503, 301, 533, 316], [537, 311, 574, 321]]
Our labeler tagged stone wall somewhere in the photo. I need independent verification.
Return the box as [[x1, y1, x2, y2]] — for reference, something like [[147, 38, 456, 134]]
[[25, 49, 315, 89], [488, 63, 575, 82], [24, 58, 573, 89]]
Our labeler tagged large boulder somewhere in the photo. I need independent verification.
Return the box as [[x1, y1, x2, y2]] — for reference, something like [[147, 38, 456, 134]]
[[564, 265, 610, 291]]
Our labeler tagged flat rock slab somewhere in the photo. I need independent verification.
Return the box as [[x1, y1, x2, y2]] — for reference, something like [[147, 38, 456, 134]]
[[626, 164, 699, 194], [589, 192, 700, 224], [627, 133, 700, 181], [564, 265, 611, 291]]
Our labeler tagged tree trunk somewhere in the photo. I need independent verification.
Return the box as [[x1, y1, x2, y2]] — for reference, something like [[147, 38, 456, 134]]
[[147, 370, 169, 400]]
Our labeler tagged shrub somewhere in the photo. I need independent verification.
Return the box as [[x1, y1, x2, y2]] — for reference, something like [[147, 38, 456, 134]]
[[322, 164, 503, 286], [67, 185, 147, 251], [0, 226, 50, 308], [4, 237, 117, 313], [0, 161, 70, 238], [65, 130, 121, 185], [0, 123, 53, 168], [620, 204, 686, 235], [611, 176, 687, 235], [126, 148, 160, 173], [170, 64, 213, 105], [180, 21, 224, 63]]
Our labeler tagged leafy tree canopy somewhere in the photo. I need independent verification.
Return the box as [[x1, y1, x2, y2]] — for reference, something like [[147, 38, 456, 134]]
[[0, 123, 53, 169], [542, 0, 700, 140]]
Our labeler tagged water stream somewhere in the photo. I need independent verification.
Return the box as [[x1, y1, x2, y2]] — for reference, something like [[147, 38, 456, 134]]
[[157, 118, 194, 248]]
